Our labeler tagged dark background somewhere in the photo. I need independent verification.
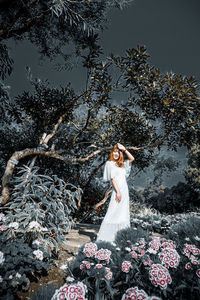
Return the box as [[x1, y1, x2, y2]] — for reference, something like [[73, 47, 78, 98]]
[[6, 0, 200, 96]]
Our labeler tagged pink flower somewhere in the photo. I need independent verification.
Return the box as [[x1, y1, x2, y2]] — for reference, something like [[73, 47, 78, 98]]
[[0, 225, 6, 231], [143, 259, 153, 266], [149, 264, 172, 289], [121, 286, 148, 300], [105, 272, 112, 280], [161, 240, 176, 250], [191, 259, 199, 265], [80, 264, 84, 270], [95, 248, 111, 262], [149, 238, 161, 251], [131, 250, 138, 258], [95, 264, 102, 269], [58, 293, 65, 299], [105, 267, 110, 272], [61, 286, 69, 293], [138, 248, 146, 256], [159, 248, 180, 269], [52, 282, 87, 300], [85, 263, 91, 269], [122, 261, 132, 273], [83, 242, 97, 258], [183, 244, 200, 258], [196, 269, 200, 278], [185, 263, 191, 270]]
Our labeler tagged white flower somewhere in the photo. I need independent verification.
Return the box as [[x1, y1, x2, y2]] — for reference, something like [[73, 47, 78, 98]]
[[60, 264, 68, 270], [67, 257, 73, 261], [0, 251, 5, 265], [0, 213, 6, 222], [66, 276, 74, 282], [16, 273, 21, 279], [33, 249, 43, 261], [116, 247, 120, 251], [0, 275, 3, 283], [29, 221, 40, 229], [194, 236, 200, 241], [9, 222, 19, 230], [125, 247, 131, 252], [111, 242, 116, 247], [40, 227, 48, 231], [185, 237, 190, 241], [32, 239, 41, 246], [154, 221, 161, 224], [147, 248, 157, 254], [9, 275, 13, 279]]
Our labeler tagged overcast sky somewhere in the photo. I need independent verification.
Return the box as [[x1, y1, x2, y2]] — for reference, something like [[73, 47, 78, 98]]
[[6, 0, 200, 97]]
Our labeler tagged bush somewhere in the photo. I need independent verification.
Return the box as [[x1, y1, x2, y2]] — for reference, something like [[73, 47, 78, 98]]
[[0, 165, 81, 298], [148, 182, 199, 214], [0, 238, 51, 298], [59, 220, 200, 299]]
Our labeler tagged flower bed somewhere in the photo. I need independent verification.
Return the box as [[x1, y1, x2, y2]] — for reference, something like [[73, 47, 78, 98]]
[[53, 216, 200, 300]]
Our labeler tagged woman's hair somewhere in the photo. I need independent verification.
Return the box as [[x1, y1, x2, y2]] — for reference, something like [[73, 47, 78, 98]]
[[108, 145, 124, 167]]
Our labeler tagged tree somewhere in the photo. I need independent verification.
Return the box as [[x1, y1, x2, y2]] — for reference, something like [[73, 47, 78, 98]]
[[0, 0, 133, 79], [184, 143, 200, 191], [1, 45, 199, 207]]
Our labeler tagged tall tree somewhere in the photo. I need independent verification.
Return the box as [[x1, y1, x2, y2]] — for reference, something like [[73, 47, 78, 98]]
[[1, 45, 199, 206]]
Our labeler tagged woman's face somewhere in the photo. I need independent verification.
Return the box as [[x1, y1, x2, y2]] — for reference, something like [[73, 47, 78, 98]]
[[113, 149, 120, 160]]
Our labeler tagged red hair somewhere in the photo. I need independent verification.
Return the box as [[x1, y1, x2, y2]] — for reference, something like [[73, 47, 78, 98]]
[[108, 145, 124, 167]]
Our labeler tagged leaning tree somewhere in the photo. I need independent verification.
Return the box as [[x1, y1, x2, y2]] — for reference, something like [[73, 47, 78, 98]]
[[1, 45, 199, 210]]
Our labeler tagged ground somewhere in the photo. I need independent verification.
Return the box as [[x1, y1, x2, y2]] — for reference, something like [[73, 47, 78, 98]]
[[16, 223, 99, 299]]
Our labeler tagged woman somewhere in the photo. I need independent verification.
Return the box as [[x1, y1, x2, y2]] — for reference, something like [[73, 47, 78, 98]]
[[96, 143, 135, 242]]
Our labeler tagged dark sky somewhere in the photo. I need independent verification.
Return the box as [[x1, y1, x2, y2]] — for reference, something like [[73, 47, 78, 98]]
[[101, 0, 200, 79], [6, 0, 200, 97]]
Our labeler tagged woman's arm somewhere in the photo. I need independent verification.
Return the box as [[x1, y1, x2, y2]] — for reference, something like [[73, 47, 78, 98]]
[[117, 143, 135, 163], [111, 178, 121, 203]]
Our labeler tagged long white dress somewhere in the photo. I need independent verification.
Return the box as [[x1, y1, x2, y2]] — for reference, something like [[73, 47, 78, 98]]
[[96, 160, 131, 242]]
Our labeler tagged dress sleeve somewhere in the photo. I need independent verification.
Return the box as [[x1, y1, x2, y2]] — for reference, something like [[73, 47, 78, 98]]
[[124, 160, 132, 178], [103, 161, 116, 182]]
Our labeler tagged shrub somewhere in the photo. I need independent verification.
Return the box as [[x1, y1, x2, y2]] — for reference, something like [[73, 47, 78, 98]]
[[0, 165, 81, 298], [148, 182, 199, 214], [62, 220, 200, 299]]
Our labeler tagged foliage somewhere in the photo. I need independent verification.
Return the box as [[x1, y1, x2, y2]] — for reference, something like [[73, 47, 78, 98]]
[[0, 165, 80, 298], [0, 237, 51, 299], [68, 240, 118, 299], [52, 278, 88, 300], [3, 165, 81, 249], [0, 44, 13, 80], [31, 283, 57, 300], [148, 182, 199, 214], [62, 219, 200, 299], [0, 43, 199, 211], [185, 143, 200, 191], [0, 0, 133, 79]]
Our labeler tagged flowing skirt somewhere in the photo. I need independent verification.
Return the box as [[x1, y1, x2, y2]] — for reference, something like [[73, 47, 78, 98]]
[[96, 181, 130, 242]]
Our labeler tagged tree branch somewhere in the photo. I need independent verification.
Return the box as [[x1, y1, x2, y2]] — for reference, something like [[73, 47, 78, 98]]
[[1, 132, 168, 205]]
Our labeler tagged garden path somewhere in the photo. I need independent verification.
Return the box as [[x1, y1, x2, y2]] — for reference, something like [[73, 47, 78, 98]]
[[17, 223, 99, 299]]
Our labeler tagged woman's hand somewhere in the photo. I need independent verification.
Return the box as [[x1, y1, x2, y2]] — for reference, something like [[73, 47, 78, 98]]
[[117, 143, 126, 152], [116, 192, 122, 203]]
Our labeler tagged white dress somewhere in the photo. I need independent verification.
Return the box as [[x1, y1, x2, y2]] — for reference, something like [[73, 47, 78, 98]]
[[96, 160, 131, 242]]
